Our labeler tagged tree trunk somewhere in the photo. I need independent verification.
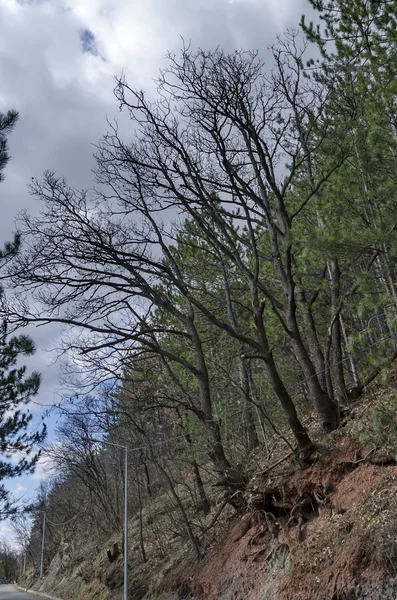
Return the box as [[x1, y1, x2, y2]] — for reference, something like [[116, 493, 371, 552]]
[[266, 215, 340, 429], [239, 362, 259, 453], [136, 471, 147, 563], [192, 461, 210, 516], [330, 315, 346, 404], [223, 271, 259, 453], [176, 409, 211, 516], [340, 312, 359, 387], [324, 356, 334, 402], [279, 261, 340, 430], [282, 121, 344, 421], [295, 278, 327, 392], [265, 352, 313, 452], [382, 243, 397, 296], [143, 462, 152, 498], [252, 305, 313, 453], [289, 332, 340, 430], [187, 314, 233, 476], [328, 260, 346, 405]]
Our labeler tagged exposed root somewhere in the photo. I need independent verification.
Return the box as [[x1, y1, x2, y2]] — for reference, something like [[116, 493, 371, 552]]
[[242, 541, 289, 563], [248, 526, 267, 547], [231, 513, 252, 542], [246, 476, 336, 551]]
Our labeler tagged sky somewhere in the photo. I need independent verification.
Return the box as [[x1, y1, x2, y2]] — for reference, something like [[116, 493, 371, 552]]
[[0, 0, 312, 546]]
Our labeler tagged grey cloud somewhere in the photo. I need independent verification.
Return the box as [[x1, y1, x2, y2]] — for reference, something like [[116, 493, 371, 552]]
[[152, 0, 308, 50], [0, 6, 114, 242], [0, 0, 315, 414]]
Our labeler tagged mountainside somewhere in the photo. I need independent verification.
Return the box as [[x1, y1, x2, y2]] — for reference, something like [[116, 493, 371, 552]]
[[22, 371, 397, 600], [11, 3, 397, 599]]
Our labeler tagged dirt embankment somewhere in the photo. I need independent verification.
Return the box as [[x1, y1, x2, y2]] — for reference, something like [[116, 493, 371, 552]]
[[151, 372, 397, 600], [24, 386, 397, 600], [154, 439, 397, 600]]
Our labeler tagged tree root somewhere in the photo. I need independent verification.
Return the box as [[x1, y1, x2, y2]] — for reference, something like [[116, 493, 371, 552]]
[[242, 542, 289, 563], [248, 525, 268, 547], [247, 481, 335, 550]]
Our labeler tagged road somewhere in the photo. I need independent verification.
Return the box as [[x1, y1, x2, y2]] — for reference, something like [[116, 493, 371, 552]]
[[0, 585, 40, 599]]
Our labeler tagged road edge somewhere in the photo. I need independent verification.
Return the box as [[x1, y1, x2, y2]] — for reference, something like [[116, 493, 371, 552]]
[[16, 586, 62, 600]]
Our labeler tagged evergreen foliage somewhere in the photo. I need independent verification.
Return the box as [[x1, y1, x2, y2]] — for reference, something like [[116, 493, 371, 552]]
[[0, 109, 46, 515]]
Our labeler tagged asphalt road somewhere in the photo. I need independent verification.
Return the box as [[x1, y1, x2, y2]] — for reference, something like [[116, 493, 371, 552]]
[[0, 586, 39, 599]]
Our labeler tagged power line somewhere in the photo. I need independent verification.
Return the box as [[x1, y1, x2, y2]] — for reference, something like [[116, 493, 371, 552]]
[[28, 315, 397, 463], [9, 323, 397, 543], [45, 513, 83, 527]]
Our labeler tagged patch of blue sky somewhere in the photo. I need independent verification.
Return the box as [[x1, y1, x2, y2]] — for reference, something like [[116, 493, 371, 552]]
[[80, 28, 98, 56]]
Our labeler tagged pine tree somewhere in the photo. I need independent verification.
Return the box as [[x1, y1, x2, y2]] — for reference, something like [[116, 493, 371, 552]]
[[0, 109, 20, 260], [300, 0, 397, 382], [0, 109, 46, 515], [0, 321, 45, 511]]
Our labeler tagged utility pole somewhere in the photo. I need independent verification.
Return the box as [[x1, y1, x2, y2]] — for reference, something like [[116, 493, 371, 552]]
[[40, 511, 46, 579], [83, 438, 128, 600], [123, 445, 128, 600]]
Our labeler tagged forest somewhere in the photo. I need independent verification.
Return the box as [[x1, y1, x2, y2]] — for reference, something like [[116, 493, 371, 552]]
[[3, 1, 397, 599]]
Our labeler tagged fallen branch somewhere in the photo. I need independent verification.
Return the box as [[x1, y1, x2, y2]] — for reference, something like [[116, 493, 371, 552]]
[[257, 450, 293, 476], [201, 491, 242, 533]]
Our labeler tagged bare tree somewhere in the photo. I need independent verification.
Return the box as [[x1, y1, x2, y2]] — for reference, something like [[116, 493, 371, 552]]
[[98, 37, 351, 430], [7, 36, 358, 463]]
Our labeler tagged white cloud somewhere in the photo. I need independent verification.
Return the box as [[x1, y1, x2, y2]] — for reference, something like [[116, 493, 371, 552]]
[[13, 484, 28, 497], [30, 452, 56, 481], [0, 522, 15, 543]]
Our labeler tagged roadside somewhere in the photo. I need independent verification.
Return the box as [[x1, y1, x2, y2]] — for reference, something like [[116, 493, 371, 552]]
[[16, 586, 61, 600]]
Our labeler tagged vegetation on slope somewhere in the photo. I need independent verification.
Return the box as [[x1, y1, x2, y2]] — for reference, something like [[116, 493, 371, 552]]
[[8, 1, 397, 598]]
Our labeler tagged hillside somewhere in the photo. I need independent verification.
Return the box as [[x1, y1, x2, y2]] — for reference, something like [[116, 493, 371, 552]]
[[21, 371, 397, 600], [8, 2, 397, 599]]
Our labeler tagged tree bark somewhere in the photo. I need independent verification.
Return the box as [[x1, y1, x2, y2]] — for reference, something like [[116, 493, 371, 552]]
[[252, 303, 313, 452], [295, 278, 327, 392], [192, 461, 210, 516], [186, 314, 234, 476], [328, 260, 346, 405]]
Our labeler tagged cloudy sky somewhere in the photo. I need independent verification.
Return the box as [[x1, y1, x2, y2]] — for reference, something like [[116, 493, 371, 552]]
[[0, 0, 313, 544]]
